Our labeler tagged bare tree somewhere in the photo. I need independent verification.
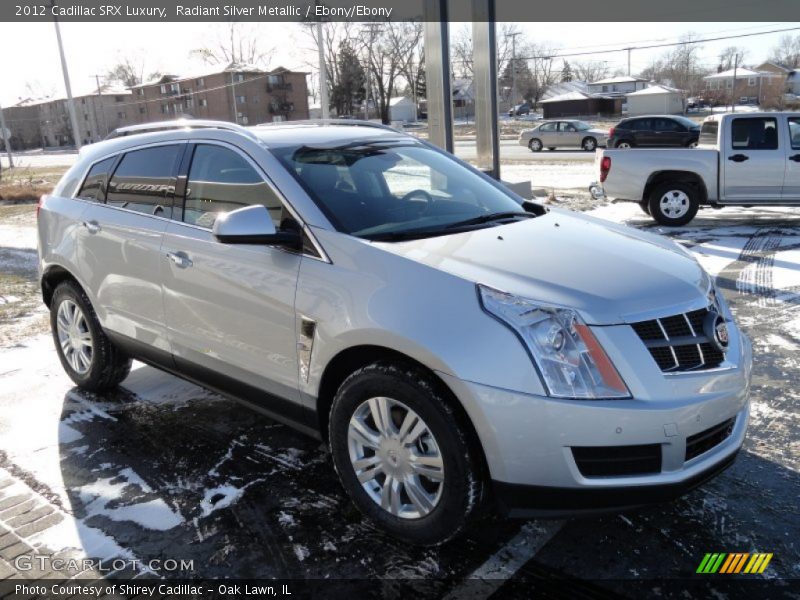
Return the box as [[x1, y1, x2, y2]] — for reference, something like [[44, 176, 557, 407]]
[[717, 46, 748, 72], [769, 34, 800, 68], [641, 34, 705, 95], [191, 23, 275, 66], [450, 23, 525, 81], [106, 56, 148, 88], [571, 61, 610, 83]]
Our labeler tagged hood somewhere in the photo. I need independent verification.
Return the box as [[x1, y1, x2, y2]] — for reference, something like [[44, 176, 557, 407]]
[[376, 209, 710, 325]]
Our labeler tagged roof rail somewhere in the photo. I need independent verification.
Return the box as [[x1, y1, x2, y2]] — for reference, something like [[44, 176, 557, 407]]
[[254, 119, 400, 132], [105, 119, 260, 142]]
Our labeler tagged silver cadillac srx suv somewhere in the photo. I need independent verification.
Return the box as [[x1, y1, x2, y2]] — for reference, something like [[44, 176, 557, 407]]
[[38, 119, 752, 545]]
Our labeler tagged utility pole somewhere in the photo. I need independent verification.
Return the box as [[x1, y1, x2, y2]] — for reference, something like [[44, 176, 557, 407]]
[[626, 48, 632, 76], [0, 102, 14, 168], [52, 3, 82, 150], [731, 53, 740, 113], [91, 75, 109, 138], [506, 32, 521, 111], [316, 22, 330, 119], [230, 71, 238, 123]]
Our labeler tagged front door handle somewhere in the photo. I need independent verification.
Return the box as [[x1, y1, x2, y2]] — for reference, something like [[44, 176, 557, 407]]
[[82, 220, 101, 234], [728, 154, 749, 162], [790, 154, 800, 163], [165, 251, 193, 269]]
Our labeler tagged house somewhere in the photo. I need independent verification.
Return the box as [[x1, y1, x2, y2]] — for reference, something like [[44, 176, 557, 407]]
[[626, 85, 685, 115], [703, 67, 783, 105], [541, 81, 588, 102], [539, 91, 622, 119], [587, 76, 649, 96], [754, 61, 800, 97], [37, 85, 134, 147], [388, 96, 416, 123], [129, 62, 309, 126], [452, 78, 474, 119]]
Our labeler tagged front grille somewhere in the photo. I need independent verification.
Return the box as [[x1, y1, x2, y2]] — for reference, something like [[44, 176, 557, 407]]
[[572, 444, 662, 478], [631, 308, 725, 372], [685, 418, 735, 462]]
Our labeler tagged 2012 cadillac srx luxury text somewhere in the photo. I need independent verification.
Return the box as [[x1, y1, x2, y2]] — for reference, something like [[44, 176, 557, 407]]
[[38, 119, 752, 545]]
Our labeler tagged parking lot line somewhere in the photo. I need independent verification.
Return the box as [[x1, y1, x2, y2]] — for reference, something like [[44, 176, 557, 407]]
[[443, 521, 563, 599]]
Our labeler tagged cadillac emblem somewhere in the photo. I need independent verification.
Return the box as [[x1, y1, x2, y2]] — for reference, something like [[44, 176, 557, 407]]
[[704, 311, 729, 352]]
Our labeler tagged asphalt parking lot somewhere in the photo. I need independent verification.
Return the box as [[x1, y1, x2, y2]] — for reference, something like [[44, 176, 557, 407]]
[[0, 191, 798, 597]]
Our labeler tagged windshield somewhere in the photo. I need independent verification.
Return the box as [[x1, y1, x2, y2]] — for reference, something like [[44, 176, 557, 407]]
[[573, 121, 592, 131], [272, 141, 530, 240]]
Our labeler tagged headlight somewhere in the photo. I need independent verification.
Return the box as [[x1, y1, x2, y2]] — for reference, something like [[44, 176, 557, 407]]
[[478, 284, 630, 399]]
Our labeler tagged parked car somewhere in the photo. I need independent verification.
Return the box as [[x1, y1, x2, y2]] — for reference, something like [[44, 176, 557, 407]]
[[607, 115, 701, 149], [519, 119, 609, 152], [592, 112, 800, 226], [39, 119, 751, 545], [508, 102, 531, 117]]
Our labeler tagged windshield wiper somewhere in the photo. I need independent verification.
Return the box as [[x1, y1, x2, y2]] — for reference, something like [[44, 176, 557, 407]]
[[361, 228, 448, 242], [444, 211, 535, 229]]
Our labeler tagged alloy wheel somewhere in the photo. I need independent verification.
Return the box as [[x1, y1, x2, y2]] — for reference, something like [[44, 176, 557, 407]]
[[347, 397, 445, 519], [56, 299, 93, 374], [659, 190, 691, 219]]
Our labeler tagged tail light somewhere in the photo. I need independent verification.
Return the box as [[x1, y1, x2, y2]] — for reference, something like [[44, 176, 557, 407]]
[[608, 127, 615, 139], [37, 194, 47, 218], [600, 156, 611, 183]]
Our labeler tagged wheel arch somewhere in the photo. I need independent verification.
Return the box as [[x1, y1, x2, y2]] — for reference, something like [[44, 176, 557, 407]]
[[643, 170, 708, 205], [316, 344, 490, 479], [41, 264, 82, 308]]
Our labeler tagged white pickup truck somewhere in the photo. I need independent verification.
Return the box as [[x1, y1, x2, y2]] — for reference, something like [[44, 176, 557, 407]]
[[591, 112, 800, 225]]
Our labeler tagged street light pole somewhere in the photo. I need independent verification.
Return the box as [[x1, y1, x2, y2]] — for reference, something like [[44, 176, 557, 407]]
[[0, 102, 14, 168], [317, 22, 329, 120], [506, 32, 521, 110], [52, 6, 82, 150]]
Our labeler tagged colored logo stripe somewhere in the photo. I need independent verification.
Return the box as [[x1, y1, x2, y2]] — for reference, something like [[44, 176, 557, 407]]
[[697, 553, 773, 574]]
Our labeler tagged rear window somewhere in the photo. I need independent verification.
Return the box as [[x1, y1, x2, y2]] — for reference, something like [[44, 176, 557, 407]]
[[76, 156, 116, 202], [699, 121, 719, 146], [731, 117, 778, 150], [107, 145, 182, 217]]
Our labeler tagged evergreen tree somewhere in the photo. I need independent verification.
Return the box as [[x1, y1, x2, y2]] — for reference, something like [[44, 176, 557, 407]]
[[561, 61, 573, 82], [330, 40, 366, 116]]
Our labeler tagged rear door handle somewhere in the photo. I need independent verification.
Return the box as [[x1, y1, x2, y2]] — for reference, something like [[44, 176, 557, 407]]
[[728, 154, 749, 162], [165, 251, 193, 269], [790, 154, 800, 162], [82, 220, 101, 234]]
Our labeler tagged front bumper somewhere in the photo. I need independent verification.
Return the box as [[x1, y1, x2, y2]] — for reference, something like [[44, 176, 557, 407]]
[[437, 334, 752, 515]]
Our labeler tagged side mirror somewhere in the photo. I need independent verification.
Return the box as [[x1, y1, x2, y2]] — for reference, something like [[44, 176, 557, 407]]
[[212, 205, 302, 249]]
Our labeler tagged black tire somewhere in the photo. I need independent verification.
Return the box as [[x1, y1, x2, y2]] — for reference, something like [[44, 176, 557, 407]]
[[615, 140, 634, 149], [582, 137, 598, 151], [647, 181, 699, 226], [329, 362, 484, 546], [50, 280, 132, 392], [638, 200, 651, 215], [529, 138, 543, 152]]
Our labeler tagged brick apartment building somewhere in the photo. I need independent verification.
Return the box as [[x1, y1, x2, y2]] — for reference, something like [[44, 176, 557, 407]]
[[2, 63, 309, 150], [129, 63, 309, 126]]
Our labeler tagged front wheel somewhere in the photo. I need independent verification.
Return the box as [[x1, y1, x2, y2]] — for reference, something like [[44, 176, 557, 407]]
[[51, 280, 132, 391], [648, 182, 699, 226], [582, 137, 597, 151], [329, 362, 484, 546]]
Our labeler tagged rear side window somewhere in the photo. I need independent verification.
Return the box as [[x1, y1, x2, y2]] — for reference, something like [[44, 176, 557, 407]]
[[731, 117, 778, 150], [654, 118, 681, 132], [76, 157, 116, 202], [699, 121, 718, 146], [182, 144, 284, 229], [631, 119, 651, 131], [107, 145, 182, 217], [788, 118, 800, 150]]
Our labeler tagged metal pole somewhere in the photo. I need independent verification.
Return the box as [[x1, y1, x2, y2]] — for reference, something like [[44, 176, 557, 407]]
[[731, 53, 739, 113], [627, 48, 632, 76], [52, 9, 82, 150], [473, 3, 499, 179], [507, 32, 521, 110], [0, 102, 14, 168], [317, 22, 330, 119], [423, 6, 453, 153]]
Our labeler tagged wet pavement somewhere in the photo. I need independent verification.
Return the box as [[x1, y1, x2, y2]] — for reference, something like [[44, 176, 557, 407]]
[[0, 204, 798, 598]]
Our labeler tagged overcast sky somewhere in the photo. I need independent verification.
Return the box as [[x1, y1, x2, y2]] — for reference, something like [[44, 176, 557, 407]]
[[0, 21, 798, 106]]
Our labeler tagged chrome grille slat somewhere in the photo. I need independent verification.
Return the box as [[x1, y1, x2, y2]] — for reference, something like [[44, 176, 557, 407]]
[[631, 307, 725, 373]]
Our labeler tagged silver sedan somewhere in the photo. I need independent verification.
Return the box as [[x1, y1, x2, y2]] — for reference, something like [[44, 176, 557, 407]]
[[518, 119, 609, 152]]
